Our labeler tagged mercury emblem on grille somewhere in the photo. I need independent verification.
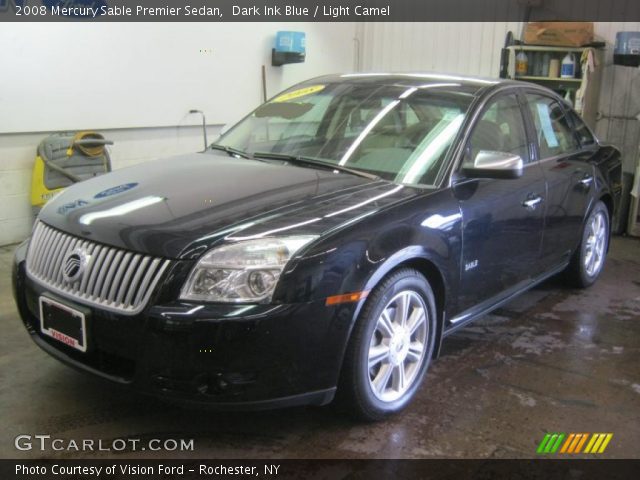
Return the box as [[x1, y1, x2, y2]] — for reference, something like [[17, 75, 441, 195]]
[[62, 249, 88, 283]]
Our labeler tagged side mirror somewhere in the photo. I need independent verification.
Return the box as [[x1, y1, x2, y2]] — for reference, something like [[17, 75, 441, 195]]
[[462, 150, 523, 179]]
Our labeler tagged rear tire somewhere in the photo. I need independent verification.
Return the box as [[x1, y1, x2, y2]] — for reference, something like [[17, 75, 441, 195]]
[[338, 268, 437, 421], [565, 201, 609, 288]]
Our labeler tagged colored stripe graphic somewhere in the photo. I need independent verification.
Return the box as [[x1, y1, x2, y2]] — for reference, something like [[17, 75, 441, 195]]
[[538, 433, 613, 454], [537, 433, 565, 454], [584, 433, 613, 453], [574, 433, 589, 453], [598, 434, 613, 453], [537, 433, 552, 454], [560, 433, 575, 453], [565, 433, 588, 453], [550, 434, 565, 453], [568, 433, 582, 453], [545, 434, 558, 453]]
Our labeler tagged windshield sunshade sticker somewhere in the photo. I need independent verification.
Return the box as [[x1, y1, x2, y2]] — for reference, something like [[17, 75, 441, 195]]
[[272, 85, 325, 103]]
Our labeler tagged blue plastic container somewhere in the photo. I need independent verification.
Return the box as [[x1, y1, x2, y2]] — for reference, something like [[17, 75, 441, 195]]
[[272, 31, 306, 66], [275, 31, 306, 54], [614, 31, 640, 67]]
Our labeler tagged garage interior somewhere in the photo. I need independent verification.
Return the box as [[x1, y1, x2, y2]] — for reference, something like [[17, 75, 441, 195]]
[[1, 20, 639, 459]]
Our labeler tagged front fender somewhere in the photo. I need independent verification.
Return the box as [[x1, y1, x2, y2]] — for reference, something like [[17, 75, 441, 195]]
[[360, 245, 449, 293], [274, 188, 462, 315]]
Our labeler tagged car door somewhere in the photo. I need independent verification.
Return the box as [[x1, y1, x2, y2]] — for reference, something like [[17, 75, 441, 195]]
[[453, 91, 546, 316], [522, 92, 595, 271]]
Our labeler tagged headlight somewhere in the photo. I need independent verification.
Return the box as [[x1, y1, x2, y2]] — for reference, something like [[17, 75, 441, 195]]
[[180, 236, 316, 303]]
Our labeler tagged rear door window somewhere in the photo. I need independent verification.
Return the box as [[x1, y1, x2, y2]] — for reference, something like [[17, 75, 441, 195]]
[[525, 94, 579, 158], [567, 110, 596, 147]]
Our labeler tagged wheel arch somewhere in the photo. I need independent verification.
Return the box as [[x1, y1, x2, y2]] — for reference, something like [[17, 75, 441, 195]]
[[599, 192, 614, 252], [576, 190, 613, 256], [352, 248, 449, 360], [599, 192, 613, 224], [335, 250, 449, 411]]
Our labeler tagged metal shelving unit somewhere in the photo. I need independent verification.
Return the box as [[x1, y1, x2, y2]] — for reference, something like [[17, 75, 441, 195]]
[[505, 45, 604, 128]]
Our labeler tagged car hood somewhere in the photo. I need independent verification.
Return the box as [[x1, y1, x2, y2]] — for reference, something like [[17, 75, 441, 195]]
[[39, 153, 425, 259]]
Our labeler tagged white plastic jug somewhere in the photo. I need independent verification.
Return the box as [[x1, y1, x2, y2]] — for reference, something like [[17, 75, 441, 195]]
[[561, 53, 576, 78]]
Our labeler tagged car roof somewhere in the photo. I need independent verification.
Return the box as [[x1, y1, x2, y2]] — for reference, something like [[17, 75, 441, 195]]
[[305, 72, 522, 97]]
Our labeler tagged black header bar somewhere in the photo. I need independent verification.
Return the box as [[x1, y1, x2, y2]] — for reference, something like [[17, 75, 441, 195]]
[[3, 459, 640, 480], [1, 0, 639, 22]]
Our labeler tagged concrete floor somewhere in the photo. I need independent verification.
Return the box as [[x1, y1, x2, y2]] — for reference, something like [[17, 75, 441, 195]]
[[1, 237, 639, 459]]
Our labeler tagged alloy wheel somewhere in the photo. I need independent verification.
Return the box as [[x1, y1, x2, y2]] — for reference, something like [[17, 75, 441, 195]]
[[367, 290, 428, 403], [584, 211, 607, 277]]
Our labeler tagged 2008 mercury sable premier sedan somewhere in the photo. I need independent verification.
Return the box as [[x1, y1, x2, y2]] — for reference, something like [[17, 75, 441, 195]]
[[13, 74, 621, 420]]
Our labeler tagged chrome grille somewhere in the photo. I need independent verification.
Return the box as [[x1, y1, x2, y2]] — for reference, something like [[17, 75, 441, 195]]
[[26, 222, 171, 315]]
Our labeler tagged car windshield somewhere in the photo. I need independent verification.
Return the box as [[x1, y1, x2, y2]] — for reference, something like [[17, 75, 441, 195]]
[[215, 82, 473, 186]]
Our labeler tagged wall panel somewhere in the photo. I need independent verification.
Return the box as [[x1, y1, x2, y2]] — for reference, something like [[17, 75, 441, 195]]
[[0, 22, 358, 246], [359, 22, 523, 77]]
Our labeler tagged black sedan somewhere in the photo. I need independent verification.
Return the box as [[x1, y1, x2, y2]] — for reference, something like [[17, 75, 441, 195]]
[[12, 73, 621, 420]]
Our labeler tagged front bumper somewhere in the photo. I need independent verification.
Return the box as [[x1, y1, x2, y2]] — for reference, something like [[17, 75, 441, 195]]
[[12, 242, 357, 409]]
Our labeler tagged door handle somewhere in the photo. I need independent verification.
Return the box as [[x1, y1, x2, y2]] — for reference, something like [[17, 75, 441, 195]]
[[522, 195, 543, 210], [579, 175, 594, 187]]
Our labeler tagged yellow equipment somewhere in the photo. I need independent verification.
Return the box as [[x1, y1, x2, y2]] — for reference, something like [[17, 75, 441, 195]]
[[30, 132, 113, 215]]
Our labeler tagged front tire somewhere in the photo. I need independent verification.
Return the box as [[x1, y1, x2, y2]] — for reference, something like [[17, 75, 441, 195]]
[[338, 268, 437, 421], [566, 201, 610, 288]]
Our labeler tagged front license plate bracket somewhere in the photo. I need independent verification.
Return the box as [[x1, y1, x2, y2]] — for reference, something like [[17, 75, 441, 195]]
[[39, 296, 89, 353]]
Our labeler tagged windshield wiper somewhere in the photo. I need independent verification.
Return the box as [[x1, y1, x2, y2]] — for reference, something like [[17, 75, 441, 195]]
[[208, 143, 252, 159], [252, 152, 379, 180]]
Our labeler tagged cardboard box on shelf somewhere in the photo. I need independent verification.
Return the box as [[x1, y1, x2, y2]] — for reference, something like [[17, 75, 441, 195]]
[[524, 22, 594, 47]]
